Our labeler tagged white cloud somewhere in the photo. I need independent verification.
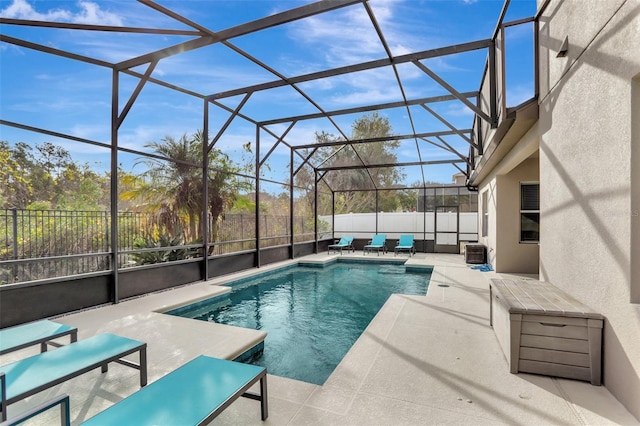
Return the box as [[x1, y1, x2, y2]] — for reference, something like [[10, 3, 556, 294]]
[[0, 0, 123, 26], [329, 86, 401, 106], [117, 124, 182, 157], [444, 102, 476, 118], [69, 38, 144, 63], [280, 0, 463, 109], [69, 123, 109, 141], [506, 84, 535, 107], [288, 2, 391, 66]]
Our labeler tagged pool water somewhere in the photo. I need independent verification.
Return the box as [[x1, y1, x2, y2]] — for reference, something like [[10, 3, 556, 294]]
[[170, 262, 430, 384]]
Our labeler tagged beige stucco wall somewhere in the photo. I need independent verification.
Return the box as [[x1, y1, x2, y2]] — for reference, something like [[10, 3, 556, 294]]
[[479, 181, 497, 266], [477, 122, 540, 274], [538, 0, 640, 419], [478, 158, 539, 274], [633, 75, 640, 304], [496, 158, 539, 274]]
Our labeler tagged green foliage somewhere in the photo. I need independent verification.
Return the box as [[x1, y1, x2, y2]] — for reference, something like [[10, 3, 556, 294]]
[[131, 229, 193, 265], [27, 201, 53, 210], [0, 140, 110, 210], [229, 195, 256, 214], [0, 141, 32, 208]]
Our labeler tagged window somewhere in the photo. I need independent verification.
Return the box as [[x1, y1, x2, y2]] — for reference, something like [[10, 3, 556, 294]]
[[520, 183, 539, 242], [482, 191, 488, 237]]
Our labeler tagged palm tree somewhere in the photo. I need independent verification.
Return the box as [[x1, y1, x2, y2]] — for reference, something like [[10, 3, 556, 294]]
[[122, 131, 244, 246]]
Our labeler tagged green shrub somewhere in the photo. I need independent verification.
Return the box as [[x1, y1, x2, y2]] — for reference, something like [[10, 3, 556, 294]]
[[131, 230, 192, 265]]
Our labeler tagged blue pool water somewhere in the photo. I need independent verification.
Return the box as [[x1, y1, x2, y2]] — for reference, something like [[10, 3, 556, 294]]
[[168, 262, 431, 384]]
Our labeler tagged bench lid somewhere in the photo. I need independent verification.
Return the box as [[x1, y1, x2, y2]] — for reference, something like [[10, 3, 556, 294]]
[[491, 278, 603, 319]]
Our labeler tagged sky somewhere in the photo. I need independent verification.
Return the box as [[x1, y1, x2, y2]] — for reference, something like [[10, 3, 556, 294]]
[[0, 0, 537, 187]]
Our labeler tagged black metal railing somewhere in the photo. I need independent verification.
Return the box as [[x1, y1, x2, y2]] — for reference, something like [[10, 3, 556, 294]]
[[0, 208, 321, 284]]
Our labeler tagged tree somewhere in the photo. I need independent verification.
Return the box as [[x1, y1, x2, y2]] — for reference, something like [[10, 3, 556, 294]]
[[30, 142, 73, 205], [299, 112, 405, 214], [0, 141, 109, 210], [121, 131, 246, 245], [0, 141, 30, 208], [56, 162, 109, 211]]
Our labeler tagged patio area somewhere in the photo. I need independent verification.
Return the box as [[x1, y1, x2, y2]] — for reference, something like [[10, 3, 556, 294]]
[[2, 253, 637, 425]]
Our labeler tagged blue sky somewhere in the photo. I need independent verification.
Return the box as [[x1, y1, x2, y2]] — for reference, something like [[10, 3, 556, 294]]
[[0, 0, 536, 186]]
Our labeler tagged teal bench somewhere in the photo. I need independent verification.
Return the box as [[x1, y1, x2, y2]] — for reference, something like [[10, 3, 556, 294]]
[[82, 355, 268, 425], [0, 333, 147, 422], [0, 320, 78, 355]]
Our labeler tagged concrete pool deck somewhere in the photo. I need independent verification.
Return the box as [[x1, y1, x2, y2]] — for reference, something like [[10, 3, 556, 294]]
[[2, 253, 638, 425]]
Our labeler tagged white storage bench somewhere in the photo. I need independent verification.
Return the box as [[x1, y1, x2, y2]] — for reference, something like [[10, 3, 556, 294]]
[[489, 278, 603, 385]]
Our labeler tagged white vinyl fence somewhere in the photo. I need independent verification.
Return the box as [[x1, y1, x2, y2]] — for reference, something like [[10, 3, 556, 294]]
[[320, 212, 478, 244]]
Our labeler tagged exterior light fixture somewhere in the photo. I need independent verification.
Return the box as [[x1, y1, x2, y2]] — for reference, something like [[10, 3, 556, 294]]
[[557, 36, 569, 57]]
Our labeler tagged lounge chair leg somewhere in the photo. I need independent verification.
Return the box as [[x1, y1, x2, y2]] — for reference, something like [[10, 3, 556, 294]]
[[1, 372, 7, 422], [140, 347, 148, 387], [260, 374, 268, 420]]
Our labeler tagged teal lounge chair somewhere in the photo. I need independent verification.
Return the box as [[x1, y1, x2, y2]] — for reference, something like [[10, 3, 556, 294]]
[[363, 234, 387, 256], [0, 333, 147, 422], [0, 320, 77, 355], [82, 355, 267, 425], [394, 235, 415, 256], [328, 236, 354, 254], [6, 356, 267, 426]]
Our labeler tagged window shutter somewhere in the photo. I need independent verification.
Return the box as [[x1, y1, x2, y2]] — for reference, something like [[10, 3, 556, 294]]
[[521, 184, 539, 210]]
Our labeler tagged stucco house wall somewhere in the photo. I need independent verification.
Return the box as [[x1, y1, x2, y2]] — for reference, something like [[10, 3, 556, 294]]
[[477, 123, 540, 274], [495, 157, 539, 274], [479, 180, 498, 266], [538, 0, 640, 418], [478, 162, 539, 274]]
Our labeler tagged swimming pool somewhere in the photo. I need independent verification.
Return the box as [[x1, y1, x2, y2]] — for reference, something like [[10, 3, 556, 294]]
[[167, 261, 431, 384]]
